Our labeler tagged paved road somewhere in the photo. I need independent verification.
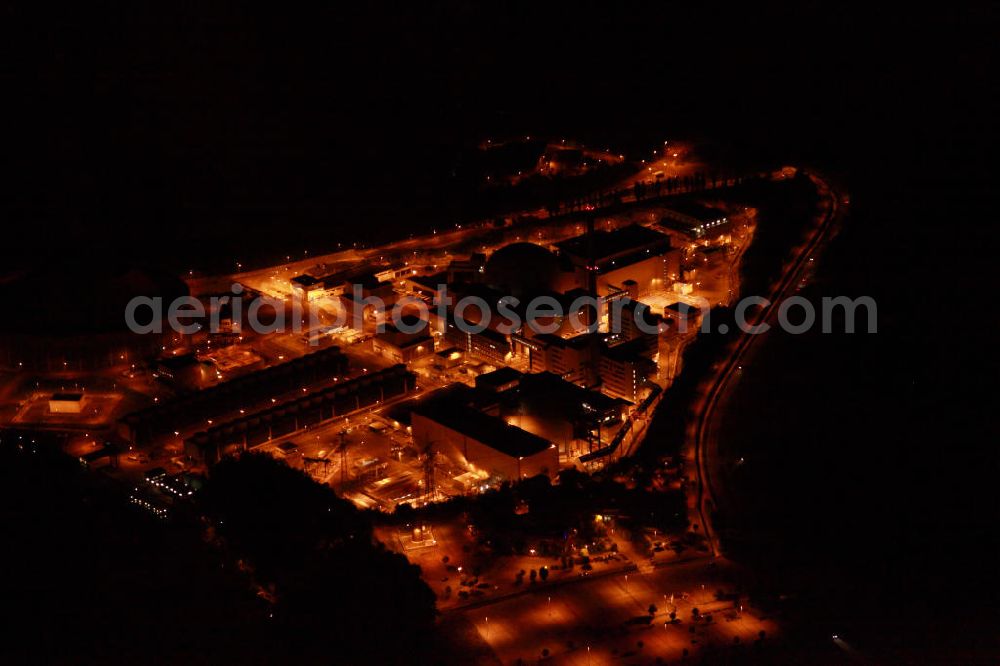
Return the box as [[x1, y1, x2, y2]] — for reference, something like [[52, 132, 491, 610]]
[[692, 170, 846, 556]]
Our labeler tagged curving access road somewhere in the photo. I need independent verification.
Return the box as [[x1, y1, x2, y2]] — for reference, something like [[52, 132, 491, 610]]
[[692, 170, 847, 557]]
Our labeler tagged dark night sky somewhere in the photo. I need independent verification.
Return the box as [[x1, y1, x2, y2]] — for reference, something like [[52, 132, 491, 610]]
[[2, 4, 993, 270]]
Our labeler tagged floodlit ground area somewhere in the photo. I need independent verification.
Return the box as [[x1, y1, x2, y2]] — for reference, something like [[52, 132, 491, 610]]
[[446, 558, 777, 665], [11, 392, 124, 427], [253, 406, 427, 508], [201, 345, 263, 373], [379, 521, 640, 611], [379, 513, 707, 614]]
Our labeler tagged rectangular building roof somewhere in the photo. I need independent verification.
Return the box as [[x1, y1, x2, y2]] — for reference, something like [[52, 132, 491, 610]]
[[663, 202, 728, 222], [555, 224, 670, 263], [291, 274, 321, 287], [518, 371, 627, 411], [376, 321, 433, 349], [475, 367, 524, 392], [601, 337, 653, 362], [414, 387, 551, 458], [665, 301, 702, 316]]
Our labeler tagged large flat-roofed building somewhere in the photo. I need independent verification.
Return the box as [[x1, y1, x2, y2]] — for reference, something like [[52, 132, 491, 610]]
[[290, 274, 325, 300], [611, 299, 664, 357], [555, 224, 681, 296], [444, 316, 511, 365], [121, 346, 349, 446], [475, 367, 524, 394], [523, 333, 597, 385], [662, 300, 705, 331], [412, 386, 558, 481], [519, 332, 654, 402], [292, 268, 397, 308], [375, 265, 420, 283], [373, 322, 434, 364], [184, 364, 415, 466], [507, 372, 629, 458], [49, 392, 86, 414], [153, 353, 206, 388], [599, 340, 653, 402], [433, 347, 463, 370], [401, 272, 448, 302]]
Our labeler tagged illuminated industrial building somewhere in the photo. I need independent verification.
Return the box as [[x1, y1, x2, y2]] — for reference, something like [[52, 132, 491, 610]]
[[443, 315, 510, 365], [48, 393, 86, 414], [518, 332, 655, 402], [120, 346, 349, 446], [658, 202, 731, 240], [372, 322, 434, 364], [290, 274, 325, 300], [554, 224, 681, 297], [501, 371, 629, 459], [598, 339, 655, 402], [411, 386, 558, 481], [184, 364, 416, 466]]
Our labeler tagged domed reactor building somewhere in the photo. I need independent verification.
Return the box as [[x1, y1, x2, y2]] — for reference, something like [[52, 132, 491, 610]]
[[483, 242, 577, 298], [486, 225, 682, 301], [0, 264, 189, 370]]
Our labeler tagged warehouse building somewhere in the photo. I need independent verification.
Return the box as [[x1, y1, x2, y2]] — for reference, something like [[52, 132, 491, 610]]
[[555, 224, 681, 297], [120, 347, 349, 445], [412, 386, 558, 482], [373, 321, 434, 364], [184, 364, 416, 466]]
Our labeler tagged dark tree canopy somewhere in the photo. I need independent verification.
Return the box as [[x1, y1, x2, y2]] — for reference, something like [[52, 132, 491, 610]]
[[1, 439, 437, 665], [201, 453, 438, 663]]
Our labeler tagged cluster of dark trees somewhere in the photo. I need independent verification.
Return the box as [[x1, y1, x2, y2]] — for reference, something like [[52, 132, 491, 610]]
[[200, 453, 439, 663], [394, 468, 687, 559], [462, 158, 632, 221], [0, 436, 438, 665], [459, 139, 548, 180], [546, 170, 762, 217], [0, 431, 269, 664]]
